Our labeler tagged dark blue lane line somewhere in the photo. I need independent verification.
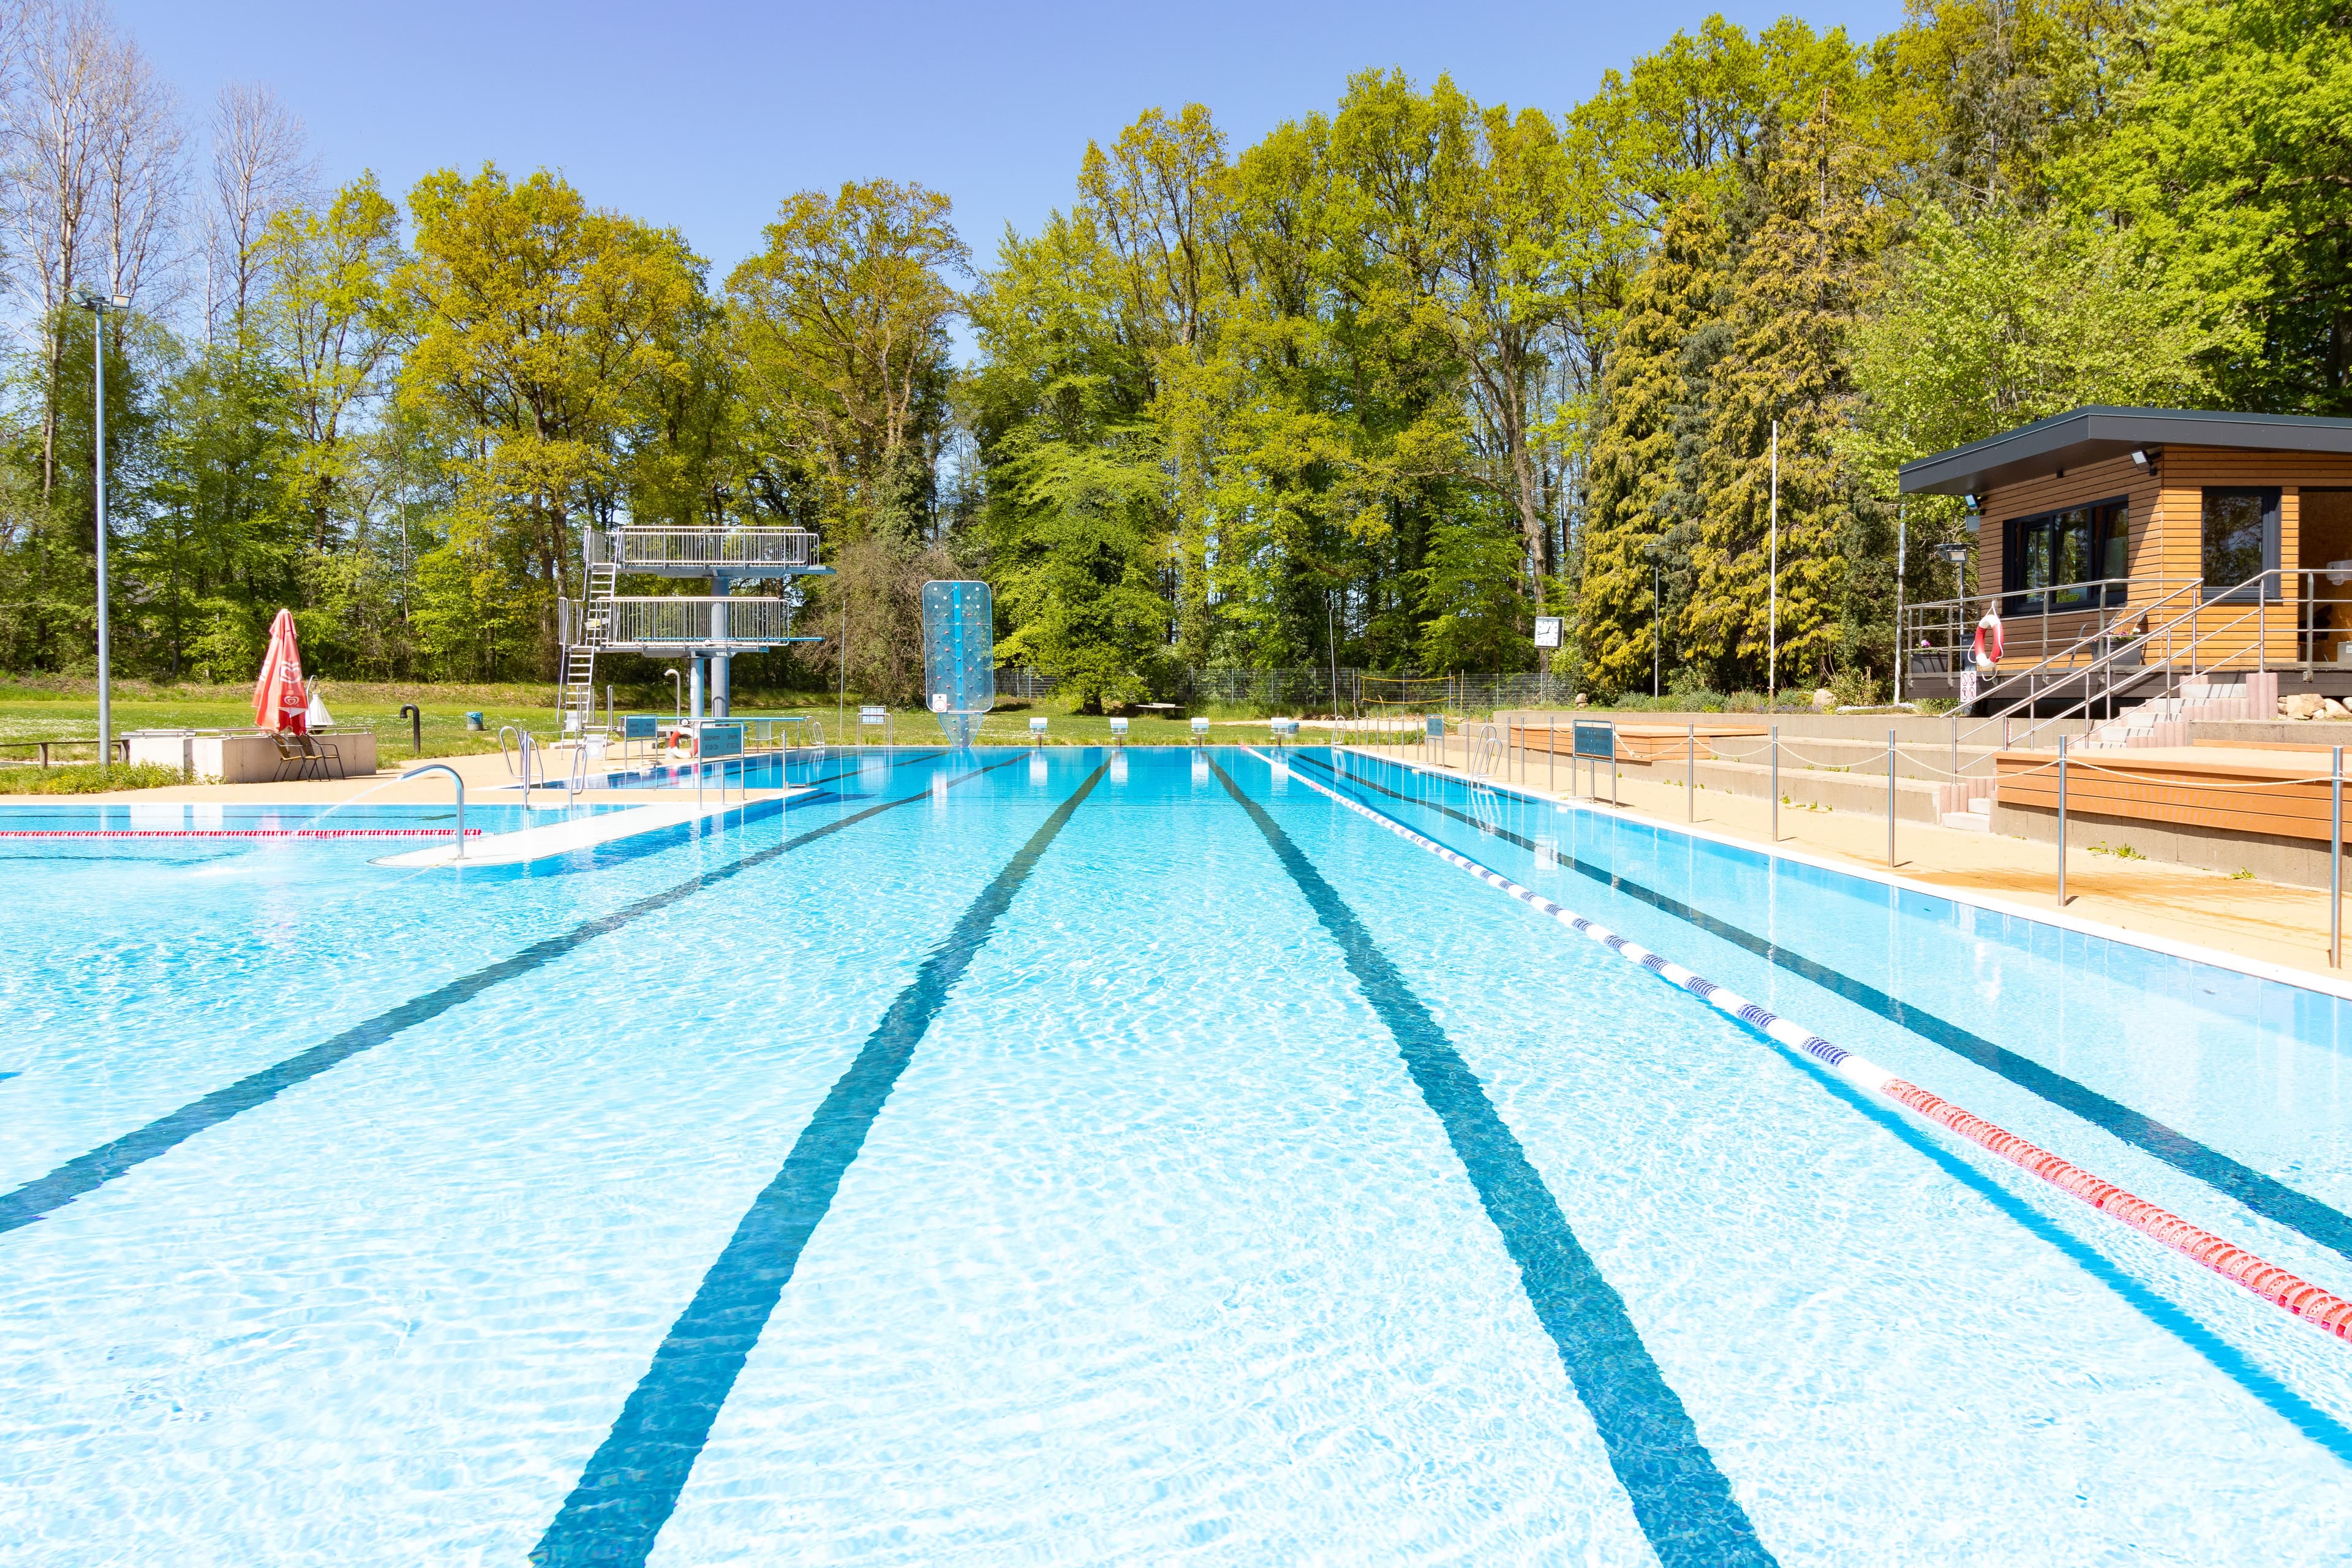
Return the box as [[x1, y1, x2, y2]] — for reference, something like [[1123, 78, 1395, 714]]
[[0, 753, 1028, 1237], [1210, 760, 1774, 1568], [1289, 764, 2352, 1475], [1298, 751, 2352, 1264], [1774, 1018, 2352, 1464], [530, 763, 1109, 1568]]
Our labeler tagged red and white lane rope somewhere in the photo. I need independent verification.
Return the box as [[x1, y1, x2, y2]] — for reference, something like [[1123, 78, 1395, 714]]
[[0, 827, 481, 839], [1263, 750, 2352, 1344]]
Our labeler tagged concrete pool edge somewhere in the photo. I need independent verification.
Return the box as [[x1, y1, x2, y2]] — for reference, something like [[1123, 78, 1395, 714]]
[[1335, 744, 2352, 1006]]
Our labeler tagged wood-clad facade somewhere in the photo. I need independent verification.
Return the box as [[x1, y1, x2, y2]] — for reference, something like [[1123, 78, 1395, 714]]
[[1902, 409, 2352, 677]]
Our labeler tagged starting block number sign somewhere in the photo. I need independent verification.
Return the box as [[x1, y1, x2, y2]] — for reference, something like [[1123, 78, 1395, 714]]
[[1572, 722, 1615, 760]]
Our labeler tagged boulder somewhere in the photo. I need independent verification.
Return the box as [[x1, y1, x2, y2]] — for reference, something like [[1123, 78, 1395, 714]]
[[2326, 698, 2351, 719], [1811, 688, 1836, 710], [2283, 692, 2327, 720], [1573, 692, 1588, 708]]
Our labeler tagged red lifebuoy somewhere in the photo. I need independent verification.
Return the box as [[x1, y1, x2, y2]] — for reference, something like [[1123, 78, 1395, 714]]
[[669, 728, 696, 758]]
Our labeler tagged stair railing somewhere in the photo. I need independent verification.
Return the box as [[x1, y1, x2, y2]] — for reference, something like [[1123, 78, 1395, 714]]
[[1962, 565, 2281, 752]]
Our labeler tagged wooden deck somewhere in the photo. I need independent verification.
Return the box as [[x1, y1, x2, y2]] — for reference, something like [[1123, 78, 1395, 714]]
[[1996, 749, 2350, 843], [1507, 722, 1768, 764]]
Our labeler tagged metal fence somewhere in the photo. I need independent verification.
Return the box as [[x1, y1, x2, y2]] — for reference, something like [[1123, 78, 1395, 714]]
[[990, 666, 1567, 714], [587, 527, 821, 570]]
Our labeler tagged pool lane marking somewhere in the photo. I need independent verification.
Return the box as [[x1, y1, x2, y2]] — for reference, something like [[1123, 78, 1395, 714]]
[[0, 752, 1028, 1237], [1293, 751, 2352, 1267], [1267, 751, 2352, 1346], [530, 763, 1108, 1568], [1209, 760, 1776, 1568]]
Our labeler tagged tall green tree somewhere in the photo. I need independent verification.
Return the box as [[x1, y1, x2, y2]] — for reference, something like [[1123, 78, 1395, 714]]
[[2087, 0, 2352, 412], [1689, 105, 1883, 691], [398, 164, 704, 675], [1578, 197, 1728, 695]]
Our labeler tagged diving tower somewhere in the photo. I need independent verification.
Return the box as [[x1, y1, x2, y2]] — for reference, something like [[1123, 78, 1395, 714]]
[[558, 526, 833, 729]]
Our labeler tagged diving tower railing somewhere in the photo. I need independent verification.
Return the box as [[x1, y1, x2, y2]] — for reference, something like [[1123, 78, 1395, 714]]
[[586, 526, 822, 574]]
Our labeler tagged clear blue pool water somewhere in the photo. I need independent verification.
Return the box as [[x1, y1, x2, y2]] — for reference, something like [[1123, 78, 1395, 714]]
[[4, 745, 2350, 1565]]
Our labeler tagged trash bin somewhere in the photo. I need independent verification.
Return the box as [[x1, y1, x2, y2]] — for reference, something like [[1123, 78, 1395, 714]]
[[464, 711, 484, 732]]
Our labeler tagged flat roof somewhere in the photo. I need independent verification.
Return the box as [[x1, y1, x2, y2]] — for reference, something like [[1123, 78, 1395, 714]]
[[1898, 405, 2352, 497]]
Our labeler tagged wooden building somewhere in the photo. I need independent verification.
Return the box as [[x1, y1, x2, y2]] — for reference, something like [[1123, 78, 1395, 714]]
[[1899, 407, 2352, 700]]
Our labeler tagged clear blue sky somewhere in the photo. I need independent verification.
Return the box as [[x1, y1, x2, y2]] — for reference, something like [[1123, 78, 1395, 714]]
[[123, 0, 1905, 285]]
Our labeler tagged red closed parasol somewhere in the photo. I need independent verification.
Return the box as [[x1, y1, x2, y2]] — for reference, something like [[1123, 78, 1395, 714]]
[[252, 609, 308, 733]]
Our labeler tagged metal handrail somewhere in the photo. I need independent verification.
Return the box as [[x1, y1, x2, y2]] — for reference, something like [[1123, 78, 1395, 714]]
[[398, 764, 467, 860], [1962, 566, 2280, 751], [1902, 574, 2210, 676], [601, 597, 802, 646], [588, 527, 820, 570]]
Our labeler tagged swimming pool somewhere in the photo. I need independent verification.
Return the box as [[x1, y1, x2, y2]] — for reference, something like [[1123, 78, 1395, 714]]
[[4, 745, 2349, 1564]]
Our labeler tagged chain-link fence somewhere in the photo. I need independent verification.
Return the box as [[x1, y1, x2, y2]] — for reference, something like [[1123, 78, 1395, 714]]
[[992, 666, 1568, 715]]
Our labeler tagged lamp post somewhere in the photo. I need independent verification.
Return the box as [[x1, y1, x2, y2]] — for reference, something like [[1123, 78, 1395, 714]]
[[75, 289, 130, 772]]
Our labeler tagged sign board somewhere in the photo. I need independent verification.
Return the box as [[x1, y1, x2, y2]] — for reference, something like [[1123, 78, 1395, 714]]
[[698, 725, 745, 760], [621, 714, 658, 740], [1425, 714, 1446, 739], [1572, 722, 1616, 761], [1534, 616, 1564, 649]]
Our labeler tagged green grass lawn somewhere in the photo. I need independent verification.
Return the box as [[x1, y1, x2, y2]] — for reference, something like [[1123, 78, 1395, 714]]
[[0, 676, 571, 767]]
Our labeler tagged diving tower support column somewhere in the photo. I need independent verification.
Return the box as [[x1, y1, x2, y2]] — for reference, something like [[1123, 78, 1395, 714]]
[[711, 570, 731, 718]]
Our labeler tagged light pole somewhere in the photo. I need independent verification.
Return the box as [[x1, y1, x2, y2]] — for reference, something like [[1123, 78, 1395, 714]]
[[76, 289, 130, 772], [1643, 541, 1665, 699]]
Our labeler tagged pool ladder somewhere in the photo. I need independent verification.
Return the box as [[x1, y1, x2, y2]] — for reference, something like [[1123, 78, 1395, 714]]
[[1466, 723, 1504, 834]]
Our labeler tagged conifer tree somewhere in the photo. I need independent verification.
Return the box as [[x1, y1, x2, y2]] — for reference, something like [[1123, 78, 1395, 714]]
[[1577, 196, 1725, 695], [1688, 105, 1881, 693]]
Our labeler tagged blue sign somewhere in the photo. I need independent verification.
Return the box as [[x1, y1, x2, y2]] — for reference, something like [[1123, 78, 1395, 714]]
[[1572, 722, 1615, 761]]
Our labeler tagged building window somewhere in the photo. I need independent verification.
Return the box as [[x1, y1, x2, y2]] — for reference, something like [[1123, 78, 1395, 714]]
[[2002, 500, 2127, 612], [2202, 488, 2279, 598]]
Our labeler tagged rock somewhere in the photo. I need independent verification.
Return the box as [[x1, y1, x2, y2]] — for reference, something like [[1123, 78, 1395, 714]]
[[2283, 692, 2326, 720], [1811, 688, 1836, 710], [1573, 692, 1588, 708], [2326, 698, 2351, 718]]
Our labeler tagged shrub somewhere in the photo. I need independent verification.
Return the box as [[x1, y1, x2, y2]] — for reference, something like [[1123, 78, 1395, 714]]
[[0, 762, 187, 794]]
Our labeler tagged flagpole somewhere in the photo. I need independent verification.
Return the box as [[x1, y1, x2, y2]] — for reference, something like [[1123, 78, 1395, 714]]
[[1768, 420, 1779, 701]]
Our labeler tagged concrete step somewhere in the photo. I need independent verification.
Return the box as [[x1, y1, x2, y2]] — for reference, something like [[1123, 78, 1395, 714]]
[[1940, 810, 1992, 833], [1969, 795, 1992, 814]]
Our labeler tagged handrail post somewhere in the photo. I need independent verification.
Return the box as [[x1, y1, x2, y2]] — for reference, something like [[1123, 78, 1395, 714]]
[[2334, 745, 2343, 969], [1888, 726, 1898, 867], [1687, 719, 1696, 822], [398, 763, 467, 861], [2056, 734, 2068, 908], [1771, 725, 1779, 842]]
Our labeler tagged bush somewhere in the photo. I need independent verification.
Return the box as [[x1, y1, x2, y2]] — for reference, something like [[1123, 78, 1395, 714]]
[[0, 761, 187, 794]]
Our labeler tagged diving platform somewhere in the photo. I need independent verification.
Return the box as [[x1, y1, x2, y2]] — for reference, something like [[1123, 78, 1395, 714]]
[[559, 526, 834, 731]]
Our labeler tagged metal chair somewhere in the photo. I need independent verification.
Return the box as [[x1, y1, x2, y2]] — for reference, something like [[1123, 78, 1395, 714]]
[[299, 733, 345, 780], [271, 732, 307, 781]]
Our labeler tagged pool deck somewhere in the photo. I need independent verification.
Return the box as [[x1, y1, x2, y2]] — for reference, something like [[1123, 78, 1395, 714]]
[[1341, 739, 2352, 987]]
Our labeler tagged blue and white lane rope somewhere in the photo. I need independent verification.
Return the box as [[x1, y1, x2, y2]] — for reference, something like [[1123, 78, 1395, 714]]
[[1260, 750, 2352, 1342]]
